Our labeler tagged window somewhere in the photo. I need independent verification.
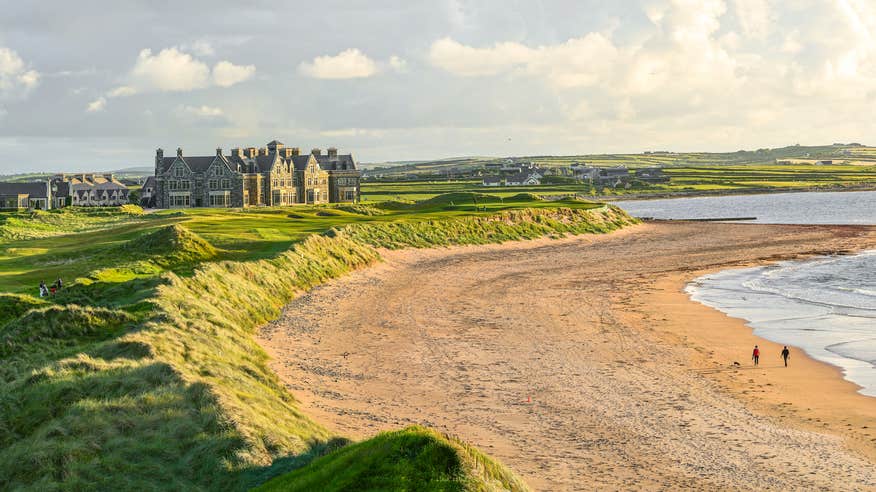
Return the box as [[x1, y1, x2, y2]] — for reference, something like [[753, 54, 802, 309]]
[[172, 195, 190, 207], [345, 190, 355, 200], [174, 166, 185, 177], [181, 180, 191, 190], [209, 179, 218, 189], [221, 179, 230, 188], [210, 194, 229, 207]]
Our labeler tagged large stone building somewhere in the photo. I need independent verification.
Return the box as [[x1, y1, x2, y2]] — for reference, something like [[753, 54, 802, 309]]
[[153, 140, 360, 208]]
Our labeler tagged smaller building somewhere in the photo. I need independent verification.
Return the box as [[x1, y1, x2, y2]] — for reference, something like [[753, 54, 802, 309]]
[[53, 174, 130, 207], [482, 176, 502, 187], [0, 181, 52, 210]]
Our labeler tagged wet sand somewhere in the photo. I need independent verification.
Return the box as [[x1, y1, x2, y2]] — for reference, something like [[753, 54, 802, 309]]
[[259, 222, 876, 490]]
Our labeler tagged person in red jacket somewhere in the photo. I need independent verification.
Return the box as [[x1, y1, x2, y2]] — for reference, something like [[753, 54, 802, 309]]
[[752, 345, 760, 366]]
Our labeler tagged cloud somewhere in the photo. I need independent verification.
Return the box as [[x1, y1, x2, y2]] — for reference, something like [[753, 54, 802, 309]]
[[299, 49, 379, 79], [107, 85, 138, 98], [734, 0, 771, 39], [181, 105, 224, 118], [0, 47, 40, 100], [126, 48, 256, 92], [212, 60, 255, 87], [130, 48, 211, 91], [89, 47, 256, 111], [388, 55, 407, 72], [86, 96, 106, 112], [188, 40, 215, 57]]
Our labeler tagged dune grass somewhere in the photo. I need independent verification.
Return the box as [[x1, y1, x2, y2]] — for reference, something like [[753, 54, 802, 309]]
[[255, 426, 529, 492], [0, 196, 635, 491]]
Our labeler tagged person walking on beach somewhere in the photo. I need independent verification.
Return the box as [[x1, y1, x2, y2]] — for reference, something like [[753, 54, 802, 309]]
[[781, 346, 790, 367], [752, 345, 760, 366]]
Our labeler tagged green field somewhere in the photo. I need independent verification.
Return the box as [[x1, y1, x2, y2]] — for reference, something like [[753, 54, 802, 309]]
[[361, 163, 876, 202], [364, 144, 876, 178], [0, 195, 633, 490]]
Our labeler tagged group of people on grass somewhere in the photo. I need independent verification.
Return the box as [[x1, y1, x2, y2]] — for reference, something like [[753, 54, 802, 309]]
[[38, 278, 63, 298], [751, 345, 792, 367]]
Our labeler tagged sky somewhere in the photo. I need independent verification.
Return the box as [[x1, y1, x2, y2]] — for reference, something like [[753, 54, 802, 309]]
[[1, 0, 875, 172]]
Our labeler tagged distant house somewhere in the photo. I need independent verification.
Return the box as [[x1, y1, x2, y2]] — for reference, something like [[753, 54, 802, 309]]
[[506, 171, 541, 186], [597, 166, 630, 186], [0, 181, 52, 210], [634, 167, 669, 183], [482, 176, 502, 187], [571, 164, 600, 182], [814, 160, 833, 165]]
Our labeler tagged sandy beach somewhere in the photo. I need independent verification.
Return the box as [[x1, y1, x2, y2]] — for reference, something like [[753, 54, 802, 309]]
[[258, 222, 876, 490]]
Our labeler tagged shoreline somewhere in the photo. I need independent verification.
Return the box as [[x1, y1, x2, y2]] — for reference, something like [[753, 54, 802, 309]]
[[649, 267, 876, 464], [259, 222, 876, 489]]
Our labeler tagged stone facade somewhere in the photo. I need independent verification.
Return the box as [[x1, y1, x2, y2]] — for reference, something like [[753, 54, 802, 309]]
[[153, 140, 360, 209]]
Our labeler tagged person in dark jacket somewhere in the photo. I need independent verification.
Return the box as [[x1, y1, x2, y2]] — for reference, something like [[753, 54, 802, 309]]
[[781, 346, 790, 367]]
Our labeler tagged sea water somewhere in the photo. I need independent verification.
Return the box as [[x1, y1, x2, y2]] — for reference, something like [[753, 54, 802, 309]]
[[613, 190, 876, 223], [686, 251, 876, 396]]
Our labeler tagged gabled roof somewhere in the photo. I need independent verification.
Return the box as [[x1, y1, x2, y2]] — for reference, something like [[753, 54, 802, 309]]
[[0, 181, 49, 198], [266, 140, 284, 146], [54, 181, 70, 197], [315, 154, 357, 171], [291, 154, 317, 171], [255, 153, 280, 173], [158, 155, 222, 174], [143, 176, 156, 189]]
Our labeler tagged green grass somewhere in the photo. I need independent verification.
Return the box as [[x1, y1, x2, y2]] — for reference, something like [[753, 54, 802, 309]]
[[0, 195, 634, 491], [255, 427, 528, 492]]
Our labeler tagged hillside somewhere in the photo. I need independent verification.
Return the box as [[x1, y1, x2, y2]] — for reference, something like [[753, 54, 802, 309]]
[[0, 196, 634, 490], [364, 143, 875, 178]]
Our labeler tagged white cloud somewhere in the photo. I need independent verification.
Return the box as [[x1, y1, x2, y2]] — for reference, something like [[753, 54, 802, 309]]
[[130, 48, 211, 92], [189, 40, 215, 57], [299, 49, 378, 79], [388, 55, 407, 72], [90, 47, 256, 111], [107, 85, 138, 98], [734, 0, 771, 39], [181, 105, 224, 118], [86, 96, 106, 112], [127, 48, 254, 91], [212, 61, 255, 87], [0, 47, 40, 100]]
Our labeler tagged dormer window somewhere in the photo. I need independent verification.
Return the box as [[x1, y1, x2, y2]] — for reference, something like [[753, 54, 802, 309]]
[[173, 166, 185, 177]]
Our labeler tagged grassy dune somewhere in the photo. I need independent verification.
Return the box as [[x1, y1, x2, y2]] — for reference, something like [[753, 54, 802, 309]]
[[0, 197, 635, 490]]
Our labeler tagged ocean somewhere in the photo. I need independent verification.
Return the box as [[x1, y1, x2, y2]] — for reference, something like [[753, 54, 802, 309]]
[[615, 191, 876, 395]]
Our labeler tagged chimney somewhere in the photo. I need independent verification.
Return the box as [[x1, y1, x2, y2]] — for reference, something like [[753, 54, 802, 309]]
[[327, 147, 338, 158], [291, 147, 300, 156], [231, 148, 242, 158], [283, 148, 293, 158], [155, 148, 164, 175], [311, 148, 322, 157], [177, 147, 183, 157], [244, 147, 257, 158], [258, 147, 267, 156]]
